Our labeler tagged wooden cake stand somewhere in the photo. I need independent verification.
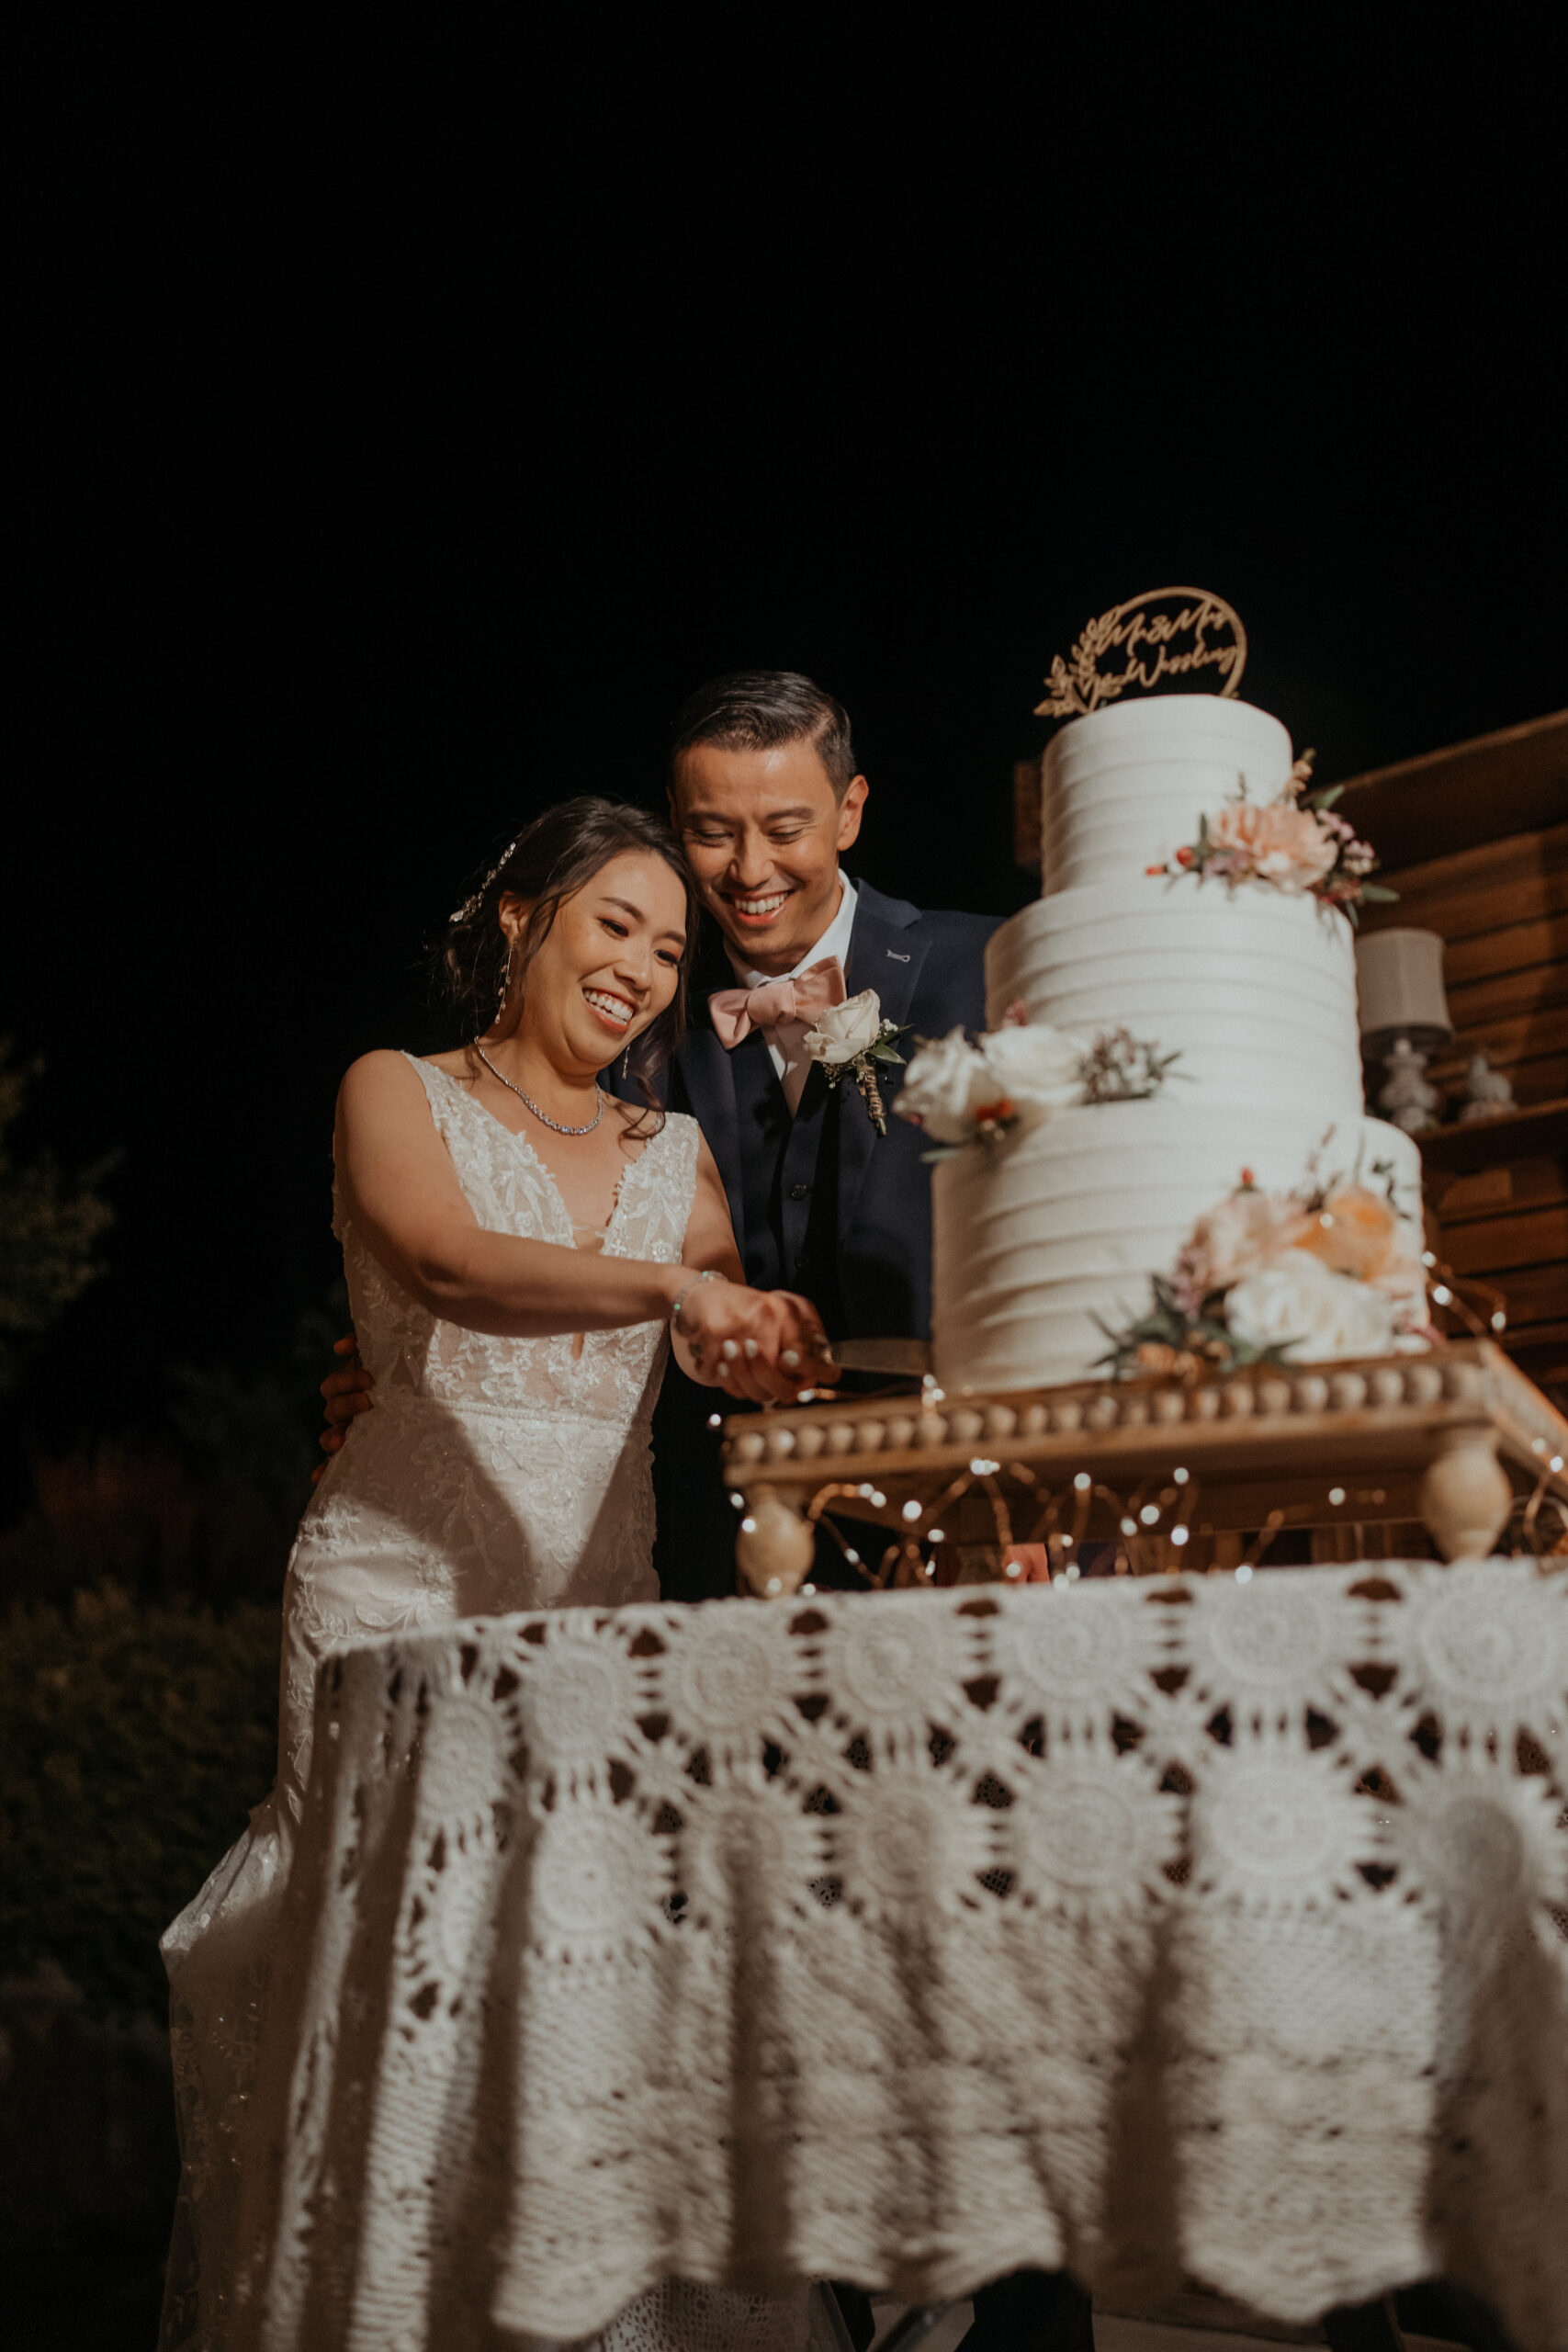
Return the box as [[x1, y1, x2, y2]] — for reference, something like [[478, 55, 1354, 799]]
[[721, 1339, 1568, 1596]]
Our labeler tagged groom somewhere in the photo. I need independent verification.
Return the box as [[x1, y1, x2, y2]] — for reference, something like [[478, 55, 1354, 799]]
[[646, 669, 998, 1608]]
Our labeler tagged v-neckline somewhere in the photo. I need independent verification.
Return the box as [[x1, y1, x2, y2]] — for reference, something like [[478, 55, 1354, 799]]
[[425, 1059, 661, 1252]]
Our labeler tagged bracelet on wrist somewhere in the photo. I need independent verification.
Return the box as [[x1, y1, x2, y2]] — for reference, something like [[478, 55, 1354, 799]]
[[670, 1268, 727, 1338]]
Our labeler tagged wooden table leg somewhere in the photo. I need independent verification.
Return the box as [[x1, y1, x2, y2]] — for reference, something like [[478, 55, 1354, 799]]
[[1419, 1426, 1513, 1561], [736, 1485, 817, 1597]]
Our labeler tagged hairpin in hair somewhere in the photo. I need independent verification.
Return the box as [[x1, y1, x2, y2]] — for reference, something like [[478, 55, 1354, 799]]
[[448, 831, 524, 925]]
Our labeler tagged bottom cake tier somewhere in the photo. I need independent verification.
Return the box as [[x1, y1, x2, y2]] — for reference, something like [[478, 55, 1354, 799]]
[[931, 1098, 1425, 1393]]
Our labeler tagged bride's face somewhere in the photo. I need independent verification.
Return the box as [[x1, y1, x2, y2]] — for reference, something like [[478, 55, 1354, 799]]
[[504, 850, 688, 1070]]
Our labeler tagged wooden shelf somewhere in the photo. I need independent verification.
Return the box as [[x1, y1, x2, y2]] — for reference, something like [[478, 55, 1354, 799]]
[[1417, 1096, 1568, 1172]]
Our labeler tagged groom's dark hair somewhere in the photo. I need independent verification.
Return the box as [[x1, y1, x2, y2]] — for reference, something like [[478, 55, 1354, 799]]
[[670, 671, 858, 800]]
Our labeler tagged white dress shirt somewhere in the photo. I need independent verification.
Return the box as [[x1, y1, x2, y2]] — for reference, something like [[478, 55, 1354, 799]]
[[724, 874, 859, 1115]]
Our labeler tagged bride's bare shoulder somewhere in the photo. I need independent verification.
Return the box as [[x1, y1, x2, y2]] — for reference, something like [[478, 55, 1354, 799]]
[[338, 1049, 463, 1119], [342, 1046, 473, 1085], [420, 1046, 482, 1086]]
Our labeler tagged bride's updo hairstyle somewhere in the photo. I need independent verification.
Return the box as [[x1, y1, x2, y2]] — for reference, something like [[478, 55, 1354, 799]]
[[440, 797, 700, 1125]]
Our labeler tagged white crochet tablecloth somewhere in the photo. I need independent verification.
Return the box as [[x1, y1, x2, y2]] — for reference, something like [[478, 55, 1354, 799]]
[[237, 1563, 1568, 2351]]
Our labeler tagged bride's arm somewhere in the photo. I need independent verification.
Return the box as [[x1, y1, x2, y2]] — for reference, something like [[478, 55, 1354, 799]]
[[337, 1052, 688, 1338], [334, 1056, 829, 1403]]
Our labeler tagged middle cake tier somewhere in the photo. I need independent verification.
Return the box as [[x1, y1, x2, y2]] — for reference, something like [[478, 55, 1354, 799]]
[[986, 876, 1367, 1123]]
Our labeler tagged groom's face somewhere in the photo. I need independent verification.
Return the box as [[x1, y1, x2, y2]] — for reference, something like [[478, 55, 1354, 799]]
[[671, 738, 868, 977]]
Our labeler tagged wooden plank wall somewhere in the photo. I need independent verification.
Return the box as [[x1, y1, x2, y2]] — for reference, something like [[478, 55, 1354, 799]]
[[1366, 822, 1568, 1104], [1359, 821, 1568, 1390]]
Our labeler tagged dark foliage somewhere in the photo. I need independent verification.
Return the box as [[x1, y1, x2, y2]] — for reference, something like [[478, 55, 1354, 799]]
[[0, 1594, 279, 2016]]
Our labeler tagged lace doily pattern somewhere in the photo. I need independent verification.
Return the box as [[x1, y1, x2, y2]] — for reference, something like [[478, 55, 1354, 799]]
[[231, 1566, 1568, 2351]]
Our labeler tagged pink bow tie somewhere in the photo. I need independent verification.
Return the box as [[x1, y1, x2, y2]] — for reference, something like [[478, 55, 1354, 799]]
[[708, 956, 847, 1048]]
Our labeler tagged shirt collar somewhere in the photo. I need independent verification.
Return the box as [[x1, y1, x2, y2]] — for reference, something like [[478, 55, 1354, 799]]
[[725, 873, 858, 991]]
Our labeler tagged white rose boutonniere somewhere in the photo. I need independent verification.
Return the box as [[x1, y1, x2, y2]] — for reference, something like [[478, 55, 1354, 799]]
[[801, 989, 909, 1134]]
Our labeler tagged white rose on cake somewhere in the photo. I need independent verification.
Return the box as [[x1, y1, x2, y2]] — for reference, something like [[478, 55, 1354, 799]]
[[976, 1022, 1087, 1114], [895, 1026, 990, 1143], [802, 989, 886, 1064], [1225, 1246, 1398, 1363]]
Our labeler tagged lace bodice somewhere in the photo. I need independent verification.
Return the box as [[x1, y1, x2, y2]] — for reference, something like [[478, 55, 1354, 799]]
[[335, 1055, 698, 1429]]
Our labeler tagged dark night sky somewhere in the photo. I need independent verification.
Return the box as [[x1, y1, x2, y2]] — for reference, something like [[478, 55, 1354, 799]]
[[9, 14, 1566, 1450]]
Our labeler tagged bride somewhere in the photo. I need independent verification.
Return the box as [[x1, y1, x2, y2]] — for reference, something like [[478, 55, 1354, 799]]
[[160, 798, 838, 2352]]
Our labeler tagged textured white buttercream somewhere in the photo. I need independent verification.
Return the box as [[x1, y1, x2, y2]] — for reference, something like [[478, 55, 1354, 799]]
[[987, 879, 1365, 1123]]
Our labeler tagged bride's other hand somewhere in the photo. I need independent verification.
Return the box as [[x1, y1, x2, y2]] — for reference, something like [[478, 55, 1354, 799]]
[[671, 1280, 837, 1404]]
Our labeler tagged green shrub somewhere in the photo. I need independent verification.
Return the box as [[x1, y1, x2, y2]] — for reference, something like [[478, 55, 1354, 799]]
[[0, 1592, 280, 2017]]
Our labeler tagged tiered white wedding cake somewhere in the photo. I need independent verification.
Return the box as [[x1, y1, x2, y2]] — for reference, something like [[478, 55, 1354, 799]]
[[925, 691, 1424, 1393]]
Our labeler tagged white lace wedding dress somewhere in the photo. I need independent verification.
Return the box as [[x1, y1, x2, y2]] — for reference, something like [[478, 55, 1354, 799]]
[[160, 1057, 823, 2352]]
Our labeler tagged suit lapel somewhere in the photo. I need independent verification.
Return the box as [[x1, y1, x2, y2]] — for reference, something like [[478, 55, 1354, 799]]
[[837, 882, 931, 1239], [674, 935, 750, 1246]]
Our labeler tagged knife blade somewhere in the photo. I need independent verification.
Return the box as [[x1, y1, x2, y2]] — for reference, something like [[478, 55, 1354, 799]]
[[818, 1338, 932, 1376]]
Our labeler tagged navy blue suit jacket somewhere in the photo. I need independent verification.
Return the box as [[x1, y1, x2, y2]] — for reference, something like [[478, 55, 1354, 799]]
[[641, 876, 999, 1599]]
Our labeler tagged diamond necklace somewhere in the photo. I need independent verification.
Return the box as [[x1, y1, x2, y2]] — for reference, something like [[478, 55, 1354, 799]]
[[474, 1045, 606, 1136]]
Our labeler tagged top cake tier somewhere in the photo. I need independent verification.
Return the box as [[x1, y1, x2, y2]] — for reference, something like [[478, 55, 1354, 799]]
[[1039, 692, 1294, 895]]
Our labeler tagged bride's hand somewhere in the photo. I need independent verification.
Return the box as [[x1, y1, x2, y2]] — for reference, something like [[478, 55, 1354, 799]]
[[671, 1279, 838, 1404]]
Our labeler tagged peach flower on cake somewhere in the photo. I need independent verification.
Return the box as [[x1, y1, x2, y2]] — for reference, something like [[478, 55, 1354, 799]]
[[1292, 1183, 1399, 1281], [1206, 799, 1337, 893], [1172, 1182, 1307, 1308]]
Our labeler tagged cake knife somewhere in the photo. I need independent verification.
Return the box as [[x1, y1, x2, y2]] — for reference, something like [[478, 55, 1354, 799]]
[[817, 1338, 932, 1375]]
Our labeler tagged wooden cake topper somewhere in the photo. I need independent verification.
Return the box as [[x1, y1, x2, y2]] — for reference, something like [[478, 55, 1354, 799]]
[[1035, 586, 1247, 719]]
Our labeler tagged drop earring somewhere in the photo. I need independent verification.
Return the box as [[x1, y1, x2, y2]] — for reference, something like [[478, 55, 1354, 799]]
[[495, 945, 514, 1023], [621, 1046, 630, 1080]]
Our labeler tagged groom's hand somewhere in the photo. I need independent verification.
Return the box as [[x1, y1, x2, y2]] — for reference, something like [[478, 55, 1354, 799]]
[[313, 1333, 373, 1482]]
